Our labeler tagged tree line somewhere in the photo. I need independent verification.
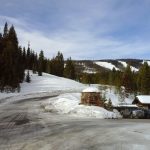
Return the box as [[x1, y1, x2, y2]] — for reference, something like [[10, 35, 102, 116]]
[[79, 63, 150, 95], [0, 23, 76, 92]]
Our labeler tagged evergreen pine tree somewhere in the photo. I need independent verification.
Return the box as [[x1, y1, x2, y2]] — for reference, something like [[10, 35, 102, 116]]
[[26, 44, 31, 69], [8, 25, 18, 46], [137, 62, 150, 94], [46, 59, 51, 74], [25, 70, 31, 83], [49, 51, 64, 77], [38, 50, 44, 76], [56, 51, 64, 77], [107, 99, 112, 110], [18, 46, 25, 82], [0, 23, 25, 92], [0, 33, 3, 89], [109, 67, 116, 85], [3, 22, 8, 38], [121, 65, 135, 93], [64, 57, 76, 79], [22, 47, 26, 69]]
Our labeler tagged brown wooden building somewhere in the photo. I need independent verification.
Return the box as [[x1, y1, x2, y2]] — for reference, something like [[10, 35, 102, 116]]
[[80, 87, 104, 107], [132, 95, 150, 110]]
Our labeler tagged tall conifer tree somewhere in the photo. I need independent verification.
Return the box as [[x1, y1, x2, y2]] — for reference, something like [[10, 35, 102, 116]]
[[121, 65, 135, 93], [3, 22, 8, 38], [138, 62, 150, 94], [38, 50, 44, 76], [64, 57, 76, 79]]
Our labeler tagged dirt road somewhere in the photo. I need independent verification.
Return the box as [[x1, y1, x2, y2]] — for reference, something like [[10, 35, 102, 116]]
[[0, 96, 150, 150]]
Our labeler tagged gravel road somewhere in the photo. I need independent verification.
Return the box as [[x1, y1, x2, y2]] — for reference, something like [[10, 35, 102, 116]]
[[0, 96, 150, 150]]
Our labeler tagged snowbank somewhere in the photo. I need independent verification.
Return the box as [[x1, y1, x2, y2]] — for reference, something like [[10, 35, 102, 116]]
[[44, 93, 122, 119]]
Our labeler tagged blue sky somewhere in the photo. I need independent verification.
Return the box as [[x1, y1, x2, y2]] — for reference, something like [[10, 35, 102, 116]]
[[0, 0, 150, 59]]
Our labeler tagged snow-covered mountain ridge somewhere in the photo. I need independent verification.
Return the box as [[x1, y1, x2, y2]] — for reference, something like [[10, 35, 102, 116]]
[[74, 59, 150, 74]]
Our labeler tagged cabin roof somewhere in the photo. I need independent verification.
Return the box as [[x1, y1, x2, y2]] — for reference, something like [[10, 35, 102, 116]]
[[135, 95, 150, 104], [82, 87, 100, 93]]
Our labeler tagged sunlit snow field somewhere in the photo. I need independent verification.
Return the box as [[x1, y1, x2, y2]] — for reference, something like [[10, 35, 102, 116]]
[[0, 71, 134, 119]]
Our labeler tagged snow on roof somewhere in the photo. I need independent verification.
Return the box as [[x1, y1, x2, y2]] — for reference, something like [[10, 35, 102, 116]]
[[82, 87, 100, 93], [136, 95, 150, 104], [94, 61, 119, 70]]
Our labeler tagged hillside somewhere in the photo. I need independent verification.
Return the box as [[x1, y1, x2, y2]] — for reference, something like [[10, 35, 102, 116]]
[[0, 71, 86, 103], [73, 59, 150, 74], [0, 71, 123, 119]]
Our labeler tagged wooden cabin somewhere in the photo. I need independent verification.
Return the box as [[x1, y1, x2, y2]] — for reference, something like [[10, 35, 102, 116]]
[[132, 95, 150, 110], [80, 87, 103, 107]]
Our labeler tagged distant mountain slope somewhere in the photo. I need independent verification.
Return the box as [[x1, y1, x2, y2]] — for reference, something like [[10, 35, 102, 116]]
[[73, 59, 150, 74], [94, 61, 119, 71], [142, 60, 150, 66], [118, 61, 138, 72]]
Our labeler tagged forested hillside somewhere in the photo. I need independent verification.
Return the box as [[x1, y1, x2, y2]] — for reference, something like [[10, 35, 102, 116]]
[[0, 23, 75, 92], [78, 62, 150, 95], [0, 23, 150, 95]]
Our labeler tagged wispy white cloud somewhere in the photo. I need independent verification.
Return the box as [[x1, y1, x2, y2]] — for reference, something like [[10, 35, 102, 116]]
[[0, 0, 150, 59]]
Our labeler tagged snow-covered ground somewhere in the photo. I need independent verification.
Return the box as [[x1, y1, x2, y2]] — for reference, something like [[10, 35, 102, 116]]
[[0, 71, 86, 102], [1, 71, 150, 149], [42, 84, 135, 119], [0, 71, 135, 119], [95, 61, 119, 70], [119, 61, 139, 72], [43, 93, 121, 119], [90, 84, 135, 106]]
